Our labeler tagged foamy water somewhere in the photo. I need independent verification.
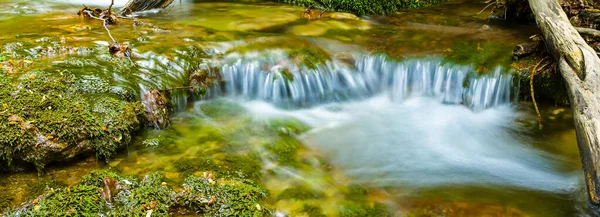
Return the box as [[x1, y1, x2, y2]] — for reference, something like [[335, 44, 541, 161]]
[[242, 96, 578, 192]]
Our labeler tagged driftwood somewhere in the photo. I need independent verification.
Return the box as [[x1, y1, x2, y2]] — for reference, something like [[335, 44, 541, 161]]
[[119, 0, 175, 16], [529, 0, 600, 205]]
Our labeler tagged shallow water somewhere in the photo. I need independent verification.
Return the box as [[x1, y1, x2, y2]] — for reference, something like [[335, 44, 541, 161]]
[[0, 0, 589, 216]]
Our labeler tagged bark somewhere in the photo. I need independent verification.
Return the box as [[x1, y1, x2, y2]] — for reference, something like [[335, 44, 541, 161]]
[[119, 0, 175, 16], [529, 0, 600, 205]]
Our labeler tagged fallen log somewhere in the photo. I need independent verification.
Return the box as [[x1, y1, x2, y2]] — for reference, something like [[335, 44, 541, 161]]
[[119, 0, 175, 16], [529, 0, 600, 205]]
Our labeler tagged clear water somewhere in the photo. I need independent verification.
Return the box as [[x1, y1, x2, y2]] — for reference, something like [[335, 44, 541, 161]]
[[0, 0, 589, 216]]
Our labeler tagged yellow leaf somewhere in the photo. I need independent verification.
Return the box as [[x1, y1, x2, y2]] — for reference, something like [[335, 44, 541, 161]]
[[28, 74, 35, 80], [9, 121, 17, 125]]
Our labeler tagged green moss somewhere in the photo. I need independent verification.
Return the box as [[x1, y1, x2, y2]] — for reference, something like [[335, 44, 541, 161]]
[[81, 169, 122, 186], [26, 179, 67, 199], [446, 40, 514, 73], [266, 119, 311, 135], [0, 73, 144, 171], [174, 153, 262, 182], [6, 184, 108, 216], [287, 48, 331, 70], [276, 0, 446, 16], [339, 202, 393, 217], [0, 191, 15, 212], [266, 136, 301, 167], [7, 170, 270, 216], [297, 203, 327, 217], [109, 172, 176, 217], [177, 175, 271, 216], [277, 185, 325, 200], [344, 184, 369, 202]]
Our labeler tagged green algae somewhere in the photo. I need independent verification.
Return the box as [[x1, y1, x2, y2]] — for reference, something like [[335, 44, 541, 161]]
[[339, 202, 393, 217], [343, 184, 369, 202], [199, 99, 247, 120], [266, 136, 301, 167], [445, 40, 514, 73], [266, 119, 311, 135], [277, 185, 326, 200], [297, 203, 327, 217], [174, 153, 262, 182]]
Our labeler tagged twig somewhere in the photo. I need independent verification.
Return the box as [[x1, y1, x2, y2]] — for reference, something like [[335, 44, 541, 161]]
[[530, 57, 549, 130], [103, 18, 117, 43], [84, 10, 117, 43], [477, 2, 495, 14], [108, 0, 114, 16]]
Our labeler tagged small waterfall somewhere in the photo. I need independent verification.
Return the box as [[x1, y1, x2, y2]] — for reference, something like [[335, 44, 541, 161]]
[[206, 52, 516, 110]]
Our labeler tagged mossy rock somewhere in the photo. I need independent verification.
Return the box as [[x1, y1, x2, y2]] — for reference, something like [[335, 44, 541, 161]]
[[276, 0, 447, 16], [5, 169, 272, 216], [177, 175, 271, 216], [0, 72, 144, 171]]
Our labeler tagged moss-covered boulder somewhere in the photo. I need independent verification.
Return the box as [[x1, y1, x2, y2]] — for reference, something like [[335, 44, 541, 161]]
[[0, 72, 144, 171]]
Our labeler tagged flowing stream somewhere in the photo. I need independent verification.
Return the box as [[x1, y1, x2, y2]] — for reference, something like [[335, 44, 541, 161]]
[[0, 0, 589, 216]]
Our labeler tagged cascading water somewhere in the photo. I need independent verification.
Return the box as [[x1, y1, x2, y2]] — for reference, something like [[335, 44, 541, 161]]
[[138, 47, 576, 192], [206, 51, 516, 111]]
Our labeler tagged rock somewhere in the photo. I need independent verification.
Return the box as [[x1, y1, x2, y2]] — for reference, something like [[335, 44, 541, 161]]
[[0, 73, 144, 172], [142, 90, 170, 130]]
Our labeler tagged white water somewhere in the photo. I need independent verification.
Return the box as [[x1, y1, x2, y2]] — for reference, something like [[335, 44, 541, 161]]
[[207, 52, 515, 111], [139, 47, 577, 192], [243, 96, 578, 192]]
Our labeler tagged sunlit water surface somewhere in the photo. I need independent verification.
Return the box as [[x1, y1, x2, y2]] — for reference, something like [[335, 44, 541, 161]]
[[0, 0, 589, 216]]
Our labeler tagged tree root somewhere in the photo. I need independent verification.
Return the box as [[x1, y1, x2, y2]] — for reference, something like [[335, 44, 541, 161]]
[[530, 56, 551, 130]]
